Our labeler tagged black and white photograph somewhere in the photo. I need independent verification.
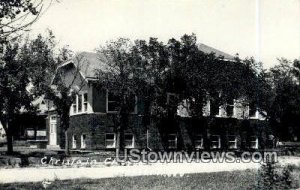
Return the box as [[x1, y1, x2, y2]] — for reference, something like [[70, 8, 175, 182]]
[[0, 0, 300, 189]]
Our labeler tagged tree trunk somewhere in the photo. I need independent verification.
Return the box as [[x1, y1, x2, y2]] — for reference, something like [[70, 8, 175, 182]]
[[6, 134, 13, 155], [143, 100, 151, 150], [115, 130, 120, 159], [5, 122, 13, 155], [64, 130, 69, 155]]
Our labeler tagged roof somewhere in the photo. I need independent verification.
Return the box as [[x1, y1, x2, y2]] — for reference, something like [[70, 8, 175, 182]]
[[198, 43, 235, 60], [59, 43, 235, 79], [71, 52, 110, 78]]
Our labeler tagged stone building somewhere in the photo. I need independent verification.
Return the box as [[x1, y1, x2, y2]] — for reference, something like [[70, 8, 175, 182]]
[[46, 46, 271, 152]]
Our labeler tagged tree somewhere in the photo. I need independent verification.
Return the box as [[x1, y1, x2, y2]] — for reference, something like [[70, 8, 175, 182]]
[[18, 31, 84, 154], [96, 37, 169, 154], [168, 35, 271, 120], [0, 31, 73, 154], [45, 53, 87, 154], [96, 38, 139, 156], [0, 42, 33, 154], [0, 33, 57, 154], [166, 34, 214, 118], [268, 58, 300, 141], [0, 0, 47, 45]]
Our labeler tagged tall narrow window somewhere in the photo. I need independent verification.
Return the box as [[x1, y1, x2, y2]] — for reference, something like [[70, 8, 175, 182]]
[[72, 135, 77, 149], [72, 99, 77, 114], [81, 134, 86, 149], [226, 99, 234, 117], [211, 135, 221, 149], [168, 134, 177, 149], [105, 133, 116, 148], [195, 135, 204, 149], [77, 95, 82, 112], [129, 95, 138, 113], [210, 99, 220, 116], [249, 102, 257, 118], [107, 91, 120, 112], [228, 135, 237, 149], [124, 134, 134, 148], [83, 93, 88, 112], [250, 136, 258, 149]]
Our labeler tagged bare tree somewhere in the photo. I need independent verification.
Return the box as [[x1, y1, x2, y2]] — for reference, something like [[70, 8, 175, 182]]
[[0, 0, 58, 44], [46, 54, 87, 154]]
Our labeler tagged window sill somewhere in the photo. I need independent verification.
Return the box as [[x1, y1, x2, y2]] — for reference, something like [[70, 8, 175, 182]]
[[70, 112, 89, 116], [105, 147, 116, 149], [125, 146, 135, 149], [106, 111, 138, 114]]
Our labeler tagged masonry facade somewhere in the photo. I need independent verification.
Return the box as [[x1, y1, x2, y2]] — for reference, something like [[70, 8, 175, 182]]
[[46, 51, 273, 152]]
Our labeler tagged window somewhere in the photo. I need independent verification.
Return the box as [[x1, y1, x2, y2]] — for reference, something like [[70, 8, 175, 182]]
[[50, 124, 56, 133], [228, 135, 237, 149], [129, 95, 138, 113], [249, 102, 257, 118], [78, 94, 82, 112], [106, 92, 136, 113], [26, 129, 35, 138], [168, 134, 177, 149], [105, 133, 116, 148], [72, 101, 77, 114], [124, 134, 134, 148], [50, 115, 57, 121], [211, 135, 221, 149], [81, 134, 86, 149], [107, 91, 120, 112], [210, 99, 220, 116], [226, 99, 234, 117], [71, 93, 88, 114], [72, 135, 77, 149], [83, 93, 88, 112], [167, 93, 178, 105], [195, 135, 204, 149], [49, 115, 57, 135], [250, 136, 258, 149]]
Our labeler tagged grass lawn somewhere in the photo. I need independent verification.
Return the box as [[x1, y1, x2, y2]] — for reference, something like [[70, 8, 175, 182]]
[[0, 169, 299, 190], [0, 170, 258, 190]]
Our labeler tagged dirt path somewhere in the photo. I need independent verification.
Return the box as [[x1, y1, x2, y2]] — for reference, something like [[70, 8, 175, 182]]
[[0, 156, 299, 184]]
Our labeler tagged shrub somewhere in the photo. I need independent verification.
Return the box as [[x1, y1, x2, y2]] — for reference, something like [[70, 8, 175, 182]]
[[257, 161, 295, 190]]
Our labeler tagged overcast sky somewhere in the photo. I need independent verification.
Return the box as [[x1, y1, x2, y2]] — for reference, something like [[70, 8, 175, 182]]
[[30, 0, 300, 69]]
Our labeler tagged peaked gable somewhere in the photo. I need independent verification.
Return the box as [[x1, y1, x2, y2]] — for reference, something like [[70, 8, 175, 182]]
[[198, 43, 235, 60]]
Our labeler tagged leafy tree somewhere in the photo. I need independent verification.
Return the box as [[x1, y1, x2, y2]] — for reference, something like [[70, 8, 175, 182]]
[[95, 38, 133, 155], [268, 58, 300, 141], [166, 34, 268, 118], [0, 32, 72, 154], [96, 37, 169, 154], [20, 32, 81, 154], [0, 41, 33, 154]]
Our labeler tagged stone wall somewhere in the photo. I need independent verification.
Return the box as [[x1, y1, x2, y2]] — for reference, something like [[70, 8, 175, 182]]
[[65, 113, 271, 151]]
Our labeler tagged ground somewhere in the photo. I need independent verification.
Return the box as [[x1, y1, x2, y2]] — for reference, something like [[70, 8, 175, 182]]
[[0, 147, 299, 189], [0, 169, 300, 190], [0, 171, 259, 190], [0, 156, 299, 183]]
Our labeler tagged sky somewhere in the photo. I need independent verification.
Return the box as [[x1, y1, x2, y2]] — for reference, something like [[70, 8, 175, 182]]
[[30, 0, 300, 69]]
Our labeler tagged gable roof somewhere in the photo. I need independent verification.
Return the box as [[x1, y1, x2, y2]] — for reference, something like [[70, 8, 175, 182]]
[[58, 43, 235, 79], [198, 43, 235, 60], [72, 52, 110, 78]]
